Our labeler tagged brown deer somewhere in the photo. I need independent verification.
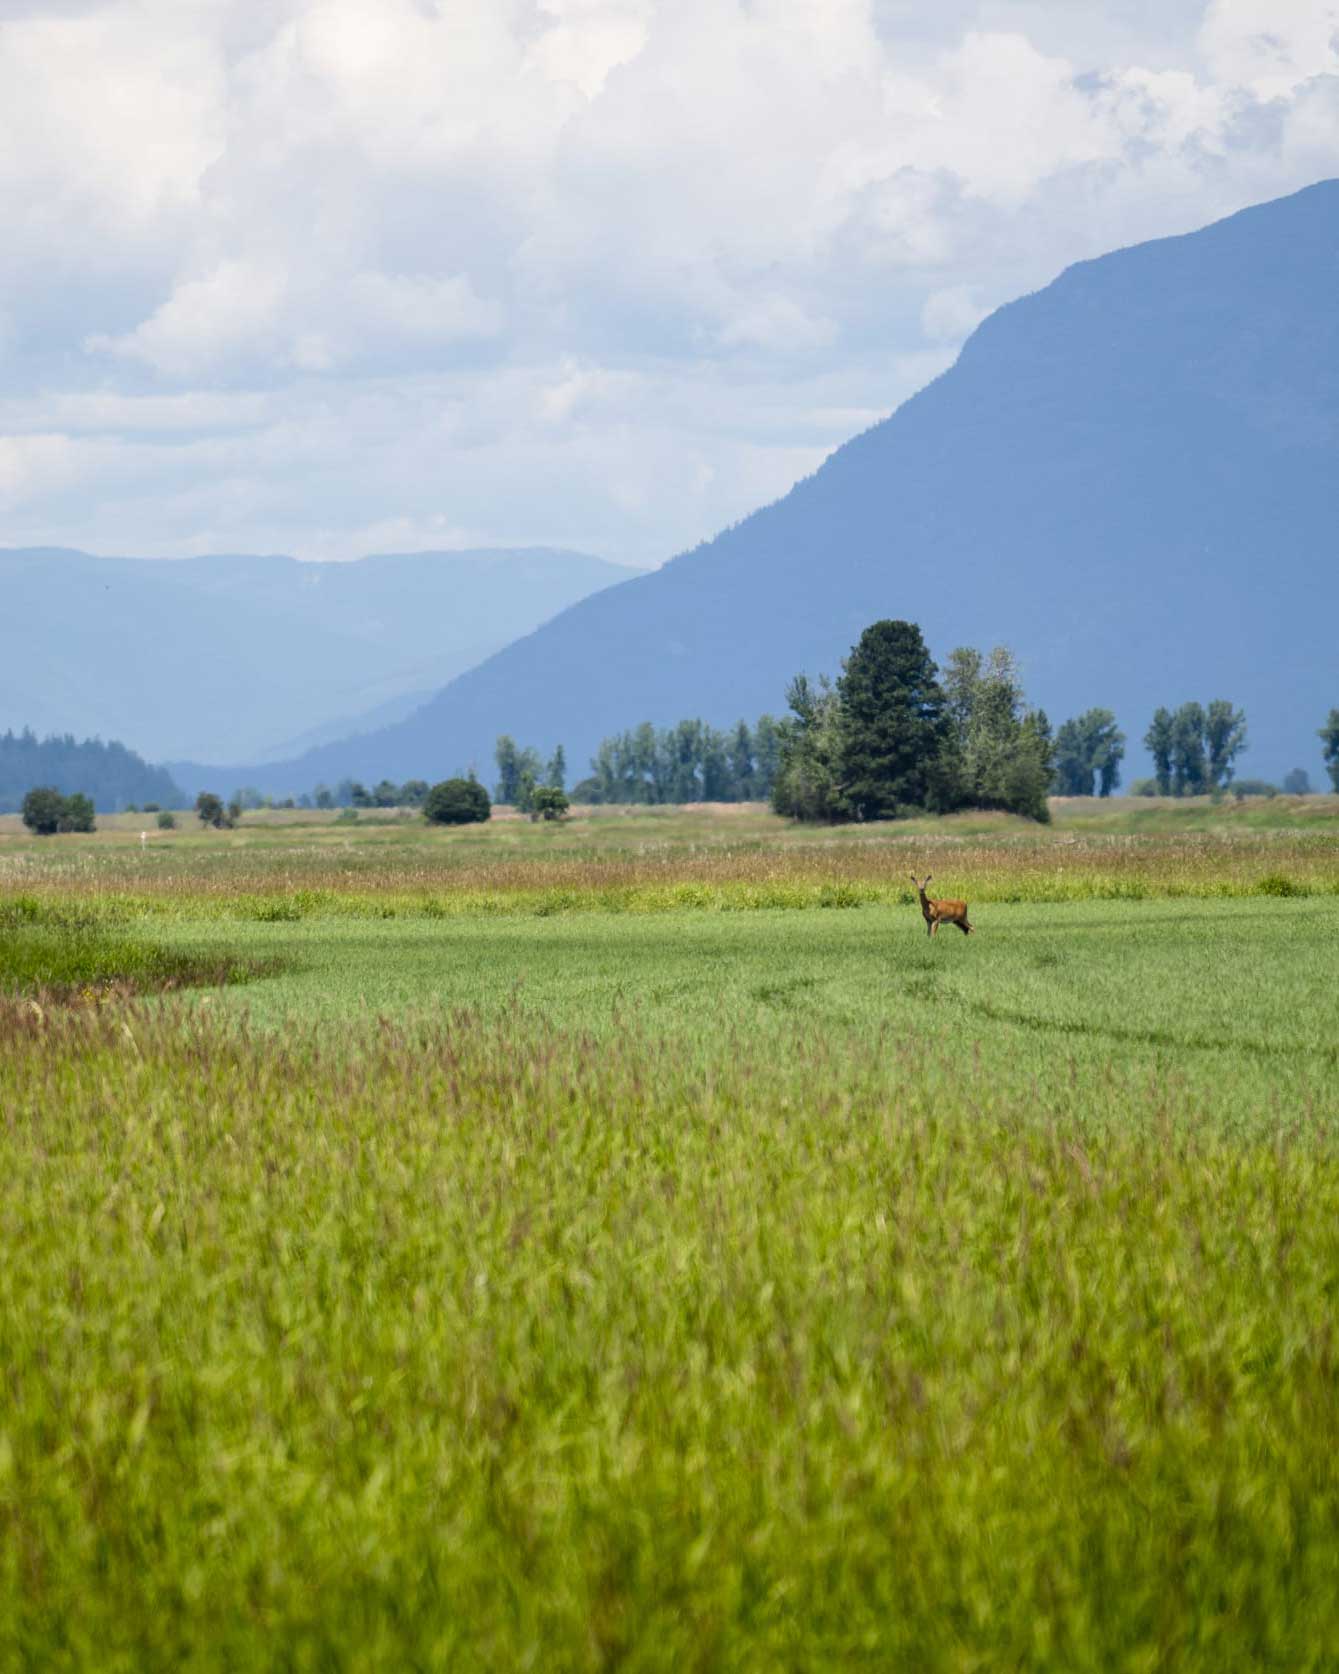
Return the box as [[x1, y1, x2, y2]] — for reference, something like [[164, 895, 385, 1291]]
[[911, 874, 973, 937]]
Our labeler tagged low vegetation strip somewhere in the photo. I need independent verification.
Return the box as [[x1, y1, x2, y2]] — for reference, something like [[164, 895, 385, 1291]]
[[0, 921, 279, 1004], [2, 837, 1338, 924], [2, 1006, 1338, 1668]]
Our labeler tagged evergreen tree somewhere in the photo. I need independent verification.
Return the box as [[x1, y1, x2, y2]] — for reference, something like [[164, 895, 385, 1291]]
[[545, 745, 566, 792], [836, 620, 952, 820]]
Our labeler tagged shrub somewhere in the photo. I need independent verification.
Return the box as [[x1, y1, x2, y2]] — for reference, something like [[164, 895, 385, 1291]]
[[156, 811, 176, 830], [20, 787, 66, 836], [424, 778, 491, 825], [195, 792, 231, 829], [1232, 779, 1278, 800], [1256, 873, 1303, 897], [60, 793, 95, 833], [20, 787, 96, 835], [530, 785, 570, 822]]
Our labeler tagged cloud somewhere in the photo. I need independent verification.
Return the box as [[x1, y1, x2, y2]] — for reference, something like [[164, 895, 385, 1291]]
[[1, 0, 1338, 566]]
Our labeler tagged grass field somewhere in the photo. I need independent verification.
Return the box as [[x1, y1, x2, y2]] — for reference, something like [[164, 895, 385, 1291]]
[[2, 800, 1339, 1668]]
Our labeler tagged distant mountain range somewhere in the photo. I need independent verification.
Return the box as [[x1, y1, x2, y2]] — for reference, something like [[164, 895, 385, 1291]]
[[165, 179, 1339, 799], [0, 547, 635, 764]]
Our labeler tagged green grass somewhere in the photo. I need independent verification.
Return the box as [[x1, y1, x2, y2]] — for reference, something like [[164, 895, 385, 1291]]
[[3, 806, 1339, 1668]]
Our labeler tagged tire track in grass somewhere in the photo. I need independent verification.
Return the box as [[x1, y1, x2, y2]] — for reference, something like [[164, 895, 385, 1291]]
[[962, 997, 1337, 1063]]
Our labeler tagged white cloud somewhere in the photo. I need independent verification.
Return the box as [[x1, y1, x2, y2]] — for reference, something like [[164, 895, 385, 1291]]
[[1, 0, 1337, 566], [920, 285, 988, 345], [1199, 0, 1339, 95]]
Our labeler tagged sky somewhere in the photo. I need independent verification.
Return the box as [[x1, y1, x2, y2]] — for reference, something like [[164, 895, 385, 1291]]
[[1, 0, 1338, 565]]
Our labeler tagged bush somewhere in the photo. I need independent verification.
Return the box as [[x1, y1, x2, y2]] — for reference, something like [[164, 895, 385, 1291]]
[[195, 792, 231, 829], [20, 787, 66, 836], [1282, 769, 1313, 796], [1232, 779, 1279, 800], [1127, 779, 1159, 797], [530, 785, 570, 822], [156, 810, 177, 830], [20, 787, 96, 835], [424, 778, 491, 825], [61, 793, 96, 833]]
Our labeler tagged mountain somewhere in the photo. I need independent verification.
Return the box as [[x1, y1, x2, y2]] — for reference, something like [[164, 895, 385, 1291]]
[[0, 548, 635, 763], [179, 180, 1339, 798]]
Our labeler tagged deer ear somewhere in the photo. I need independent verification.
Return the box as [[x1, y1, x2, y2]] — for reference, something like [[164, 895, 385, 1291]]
[[909, 874, 918, 885], [924, 875, 932, 887]]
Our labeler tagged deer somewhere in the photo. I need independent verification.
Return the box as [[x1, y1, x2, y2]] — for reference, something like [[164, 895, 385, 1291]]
[[911, 874, 973, 937]]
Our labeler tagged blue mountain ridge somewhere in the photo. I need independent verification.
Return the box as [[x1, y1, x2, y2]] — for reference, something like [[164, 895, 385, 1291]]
[[177, 179, 1339, 796]]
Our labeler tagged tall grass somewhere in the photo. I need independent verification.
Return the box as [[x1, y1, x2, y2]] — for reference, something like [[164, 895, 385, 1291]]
[[4, 807, 1338, 1667], [3, 1004, 1339, 1669]]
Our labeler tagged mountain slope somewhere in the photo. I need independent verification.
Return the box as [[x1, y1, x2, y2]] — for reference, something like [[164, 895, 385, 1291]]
[[180, 179, 1339, 795], [0, 548, 634, 763]]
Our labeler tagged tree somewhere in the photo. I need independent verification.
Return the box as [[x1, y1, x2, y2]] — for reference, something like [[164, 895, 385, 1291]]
[[195, 791, 229, 829], [314, 784, 334, 810], [494, 737, 542, 805], [752, 715, 783, 801], [729, 722, 754, 800], [772, 674, 846, 820], [530, 785, 570, 821], [836, 620, 953, 820], [1053, 709, 1125, 797], [60, 793, 95, 833], [398, 780, 430, 808], [373, 779, 399, 807], [1170, 703, 1208, 796], [1204, 700, 1247, 789], [1144, 708, 1174, 796], [424, 777, 491, 825], [1319, 710, 1339, 792], [939, 645, 1050, 820], [0, 728, 181, 815], [545, 745, 566, 792], [1282, 769, 1312, 796], [21, 786, 66, 836], [227, 796, 244, 825]]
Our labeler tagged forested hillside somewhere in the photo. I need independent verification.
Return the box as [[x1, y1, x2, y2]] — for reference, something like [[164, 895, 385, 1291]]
[[0, 730, 182, 814]]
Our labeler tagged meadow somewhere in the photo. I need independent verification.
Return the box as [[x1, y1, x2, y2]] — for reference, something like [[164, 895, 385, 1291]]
[[2, 799, 1338, 1669]]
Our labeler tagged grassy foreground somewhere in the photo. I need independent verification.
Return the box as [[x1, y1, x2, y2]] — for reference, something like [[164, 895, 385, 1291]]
[[2, 801, 1339, 1669]]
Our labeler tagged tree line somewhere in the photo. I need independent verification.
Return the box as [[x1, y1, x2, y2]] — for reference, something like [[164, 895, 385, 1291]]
[[770, 624, 1056, 821]]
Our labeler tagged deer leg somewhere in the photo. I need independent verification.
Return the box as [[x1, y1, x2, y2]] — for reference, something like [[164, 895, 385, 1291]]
[[957, 919, 971, 935], [930, 919, 939, 936]]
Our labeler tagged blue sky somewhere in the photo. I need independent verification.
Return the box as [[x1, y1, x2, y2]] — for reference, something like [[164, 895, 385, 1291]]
[[2, 0, 1337, 564]]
